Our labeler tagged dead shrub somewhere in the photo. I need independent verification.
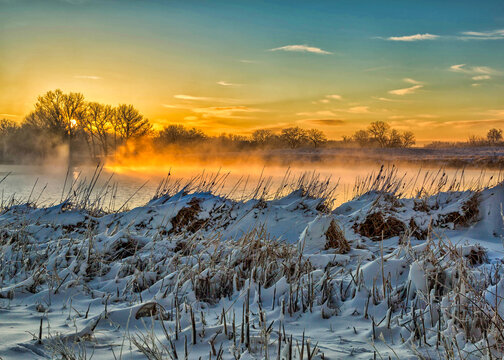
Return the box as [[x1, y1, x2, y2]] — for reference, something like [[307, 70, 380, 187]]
[[465, 246, 488, 266], [106, 237, 140, 261], [354, 212, 406, 241], [440, 193, 480, 228], [169, 198, 206, 234], [324, 219, 350, 253], [408, 218, 429, 240], [135, 302, 169, 320]]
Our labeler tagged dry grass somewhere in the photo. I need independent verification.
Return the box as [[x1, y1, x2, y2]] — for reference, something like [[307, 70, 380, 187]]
[[324, 219, 350, 253]]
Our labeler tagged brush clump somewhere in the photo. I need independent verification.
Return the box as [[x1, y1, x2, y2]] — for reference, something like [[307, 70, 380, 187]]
[[324, 219, 350, 253], [354, 211, 406, 240]]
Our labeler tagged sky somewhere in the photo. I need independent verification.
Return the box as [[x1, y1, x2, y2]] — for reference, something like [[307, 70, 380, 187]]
[[0, 0, 503, 142]]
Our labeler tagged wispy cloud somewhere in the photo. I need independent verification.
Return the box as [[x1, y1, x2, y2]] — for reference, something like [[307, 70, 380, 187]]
[[312, 94, 343, 104], [326, 94, 342, 100], [403, 78, 422, 84], [303, 119, 345, 126], [449, 64, 497, 75], [217, 80, 241, 87], [297, 110, 338, 117], [0, 113, 19, 118], [373, 96, 405, 102], [383, 29, 504, 42], [174, 94, 212, 101], [270, 44, 331, 54], [387, 33, 439, 41], [74, 75, 101, 80], [388, 84, 423, 96], [459, 29, 504, 40], [472, 75, 491, 80], [192, 106, 262, 119], [174, 94, 236, 103], [345, 106, 370, 114]]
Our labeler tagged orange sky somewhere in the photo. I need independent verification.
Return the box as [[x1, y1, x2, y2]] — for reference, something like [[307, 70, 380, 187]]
[[1, 1, 503, 142]]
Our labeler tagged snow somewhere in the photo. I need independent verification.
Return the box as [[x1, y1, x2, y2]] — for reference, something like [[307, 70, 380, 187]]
[[0, 182, 502, 359]]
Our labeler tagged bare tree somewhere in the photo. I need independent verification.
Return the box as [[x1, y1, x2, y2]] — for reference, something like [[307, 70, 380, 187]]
[[115, 104, 152, 143], [388, 129, 403, 148], [307, 129, 327, 148], [353, 130, 370, 147], [24, 89, 86, 138], [280, 127, 308, 149], [487, 128, 503, 144], [0, 119, 18, 160], [367, 121, 390, 147], [251, 129, 275, 147], [84, 103, 115, 156], [401, 131, 416, 148], [157, 124, 207, 145]]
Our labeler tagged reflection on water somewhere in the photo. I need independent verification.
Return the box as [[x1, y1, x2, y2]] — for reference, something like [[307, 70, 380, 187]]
[[0, 162, 501, 211]]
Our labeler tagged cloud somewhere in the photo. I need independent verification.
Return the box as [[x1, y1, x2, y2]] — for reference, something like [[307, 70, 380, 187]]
[[303, 119, 345, 126], [174, 94, 212, 101], [270, 44, 332, 54], [192, 106, 262, 119], [459, 29, 504, 40], [373, 96, 405, 102], [388, 84, 423, 95], [346, 106, 370, 114], [174, 94, 236, 103], [74, 75, 101, 80], [217, 80, 241, 87], [449, 64, 498, 75], [472, 75, 491, 80], [403, 78, 422, 84], [297, 110, 338, 117], [387, 33, 439, 41], [326, 94, 342, 100], [313, 94, 343, 104]]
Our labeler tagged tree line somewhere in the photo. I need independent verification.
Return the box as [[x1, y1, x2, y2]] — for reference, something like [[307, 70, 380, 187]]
[[0, 89, 424, 163], [342, 121, 416, 148]]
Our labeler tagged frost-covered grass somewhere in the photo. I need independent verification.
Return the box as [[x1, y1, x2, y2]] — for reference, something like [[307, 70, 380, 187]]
[[0, 169, 503, 359]]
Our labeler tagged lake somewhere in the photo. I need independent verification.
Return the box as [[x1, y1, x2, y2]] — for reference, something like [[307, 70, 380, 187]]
[[0, 156, 501, 211]]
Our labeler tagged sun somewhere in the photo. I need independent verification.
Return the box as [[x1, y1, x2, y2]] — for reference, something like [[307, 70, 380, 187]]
[[70, 119, 77, 128]]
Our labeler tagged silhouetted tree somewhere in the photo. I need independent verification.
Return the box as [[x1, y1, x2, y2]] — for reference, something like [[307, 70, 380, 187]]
[[251, 129, 275, 147], [157, 124, 207, 145], [307, 129, 327, 148], [115, 104, 152, 143], [388, 129, 403, 148], [24, 89, 86, 138], [487, 128, 503, 144], [401, 131, 416, 148], [353, 130, 370, 147], [280, 127, 308, 148], [368, 121, 390, 147], [83, 102, 115, 157], [0, 119, 18, 161]]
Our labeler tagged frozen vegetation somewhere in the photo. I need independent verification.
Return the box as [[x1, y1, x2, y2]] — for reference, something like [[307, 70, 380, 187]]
[[0, 168, 503, 359]]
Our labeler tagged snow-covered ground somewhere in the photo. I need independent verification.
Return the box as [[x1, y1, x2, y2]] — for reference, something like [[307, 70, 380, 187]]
[[0, 176, 503, 359]]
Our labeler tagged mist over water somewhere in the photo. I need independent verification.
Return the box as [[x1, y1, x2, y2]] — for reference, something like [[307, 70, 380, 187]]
[[0, 150, 501, 210]]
